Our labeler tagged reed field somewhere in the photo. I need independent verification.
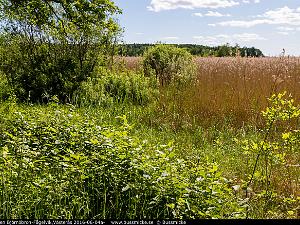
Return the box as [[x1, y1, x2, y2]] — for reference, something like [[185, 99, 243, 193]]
[[121, 56, 300, 126]]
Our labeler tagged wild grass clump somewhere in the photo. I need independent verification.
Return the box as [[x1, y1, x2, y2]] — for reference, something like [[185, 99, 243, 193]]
[[0, 102, 244, 219], [73, 70, 158, 107]]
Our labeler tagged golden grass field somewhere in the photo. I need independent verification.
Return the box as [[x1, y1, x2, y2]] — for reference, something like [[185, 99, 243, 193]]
[[120, 56, 300, 127]]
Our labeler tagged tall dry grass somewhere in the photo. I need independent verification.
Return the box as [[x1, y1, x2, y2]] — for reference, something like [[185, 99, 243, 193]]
[[115, 56, 142, 73], [181, 57, 300, 126], [122, 56, 300, 127]]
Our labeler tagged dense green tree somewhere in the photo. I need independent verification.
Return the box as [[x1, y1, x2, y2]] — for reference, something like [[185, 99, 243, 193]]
[[0, 0, 121, 102], [217, 43, 231, 57]]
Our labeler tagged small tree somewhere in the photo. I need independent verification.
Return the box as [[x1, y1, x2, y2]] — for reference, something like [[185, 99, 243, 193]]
[[143, 44, 196, 86], [0, 0, 121, 102]]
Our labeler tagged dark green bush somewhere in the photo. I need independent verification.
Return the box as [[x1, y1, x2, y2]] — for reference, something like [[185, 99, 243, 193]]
[[0, 35, 101, 103], [73, 70, 158, 107], [143, 45, 196, 86], [0, 71, 12, 101], [0, 104, 244, 219], [0, 0, 121, 103]]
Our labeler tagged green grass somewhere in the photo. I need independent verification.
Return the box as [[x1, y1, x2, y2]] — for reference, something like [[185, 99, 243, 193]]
[[0, 101, 246, 219]]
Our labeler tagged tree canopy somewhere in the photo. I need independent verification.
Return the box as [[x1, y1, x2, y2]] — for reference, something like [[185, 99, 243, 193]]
[[0, 0, 122, 102], [1, 0, 121, 42]]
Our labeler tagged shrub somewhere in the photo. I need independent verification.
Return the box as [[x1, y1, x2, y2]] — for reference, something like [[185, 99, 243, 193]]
[[242, 92, 300, 218], [0, 36, 86, 102], [73, 70, 158, 107], [143, 45, 196, 86], [0, 71, 12, 101], [0, 104, 243, 219]]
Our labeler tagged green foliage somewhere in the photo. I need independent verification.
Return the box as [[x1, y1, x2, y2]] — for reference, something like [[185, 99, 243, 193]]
[[143, 45, 196, 86], [243, 92, 300, 218], [0, 71, 12, 101], [0, 104, 243, 219], [0, 36, 11, 101], [0, 0, 121, 102], [1, 35, 86, 102], [73, 70, 158, 106], [262, 92, 300, 124], [120, 44, 264, 57], [1, 0, 120, 38]]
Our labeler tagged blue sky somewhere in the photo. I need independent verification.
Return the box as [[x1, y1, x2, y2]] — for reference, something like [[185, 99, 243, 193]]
[[113, 0, 300, 56]]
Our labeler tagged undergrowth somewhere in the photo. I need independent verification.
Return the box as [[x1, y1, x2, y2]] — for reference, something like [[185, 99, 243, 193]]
[[72, 70, 158, 107], [0, 101, 244, 219]]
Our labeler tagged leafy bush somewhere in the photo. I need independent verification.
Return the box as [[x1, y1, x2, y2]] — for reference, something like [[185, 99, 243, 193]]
[[0, 71, 12, 101], [0, 37, 86, 102], [242, 92, 300, 218], [73, 70, 158, 106], [143, 44, 196, 86], [0, 104, 243, 219]]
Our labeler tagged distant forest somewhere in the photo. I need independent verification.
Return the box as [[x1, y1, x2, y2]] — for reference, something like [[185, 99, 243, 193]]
[[119, 43, 264, 57]]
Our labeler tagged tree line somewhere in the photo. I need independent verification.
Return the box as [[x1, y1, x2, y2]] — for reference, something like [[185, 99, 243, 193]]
[[119, 43, 264, 57]]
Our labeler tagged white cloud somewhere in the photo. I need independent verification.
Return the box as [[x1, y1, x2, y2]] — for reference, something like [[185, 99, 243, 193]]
[[233, 33, 266, 41], [193, 11, 231, 17], [242, 0, 260, 3], [205, 11, 231, 17], [276, 26, 299, 35], [193, 33, 266, 46], [262, 6, 300, 25], [162, 36, 180, 40], [277, 27, 295, 31], [216, 19, 268, 28], [193, 35, 219, 46], [212, 6, 300, 27], [193, 12, 203, 17], [277, 32, 289, 35], [147, 0, 239, 12]]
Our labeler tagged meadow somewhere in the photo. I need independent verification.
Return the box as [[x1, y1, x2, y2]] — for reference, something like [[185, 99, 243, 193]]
[[1, 0, 300, 219], [1, 53, 299, 219]]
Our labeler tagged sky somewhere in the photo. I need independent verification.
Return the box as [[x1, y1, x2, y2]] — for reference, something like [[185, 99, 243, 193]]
[[113, 0, 300, 56]]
